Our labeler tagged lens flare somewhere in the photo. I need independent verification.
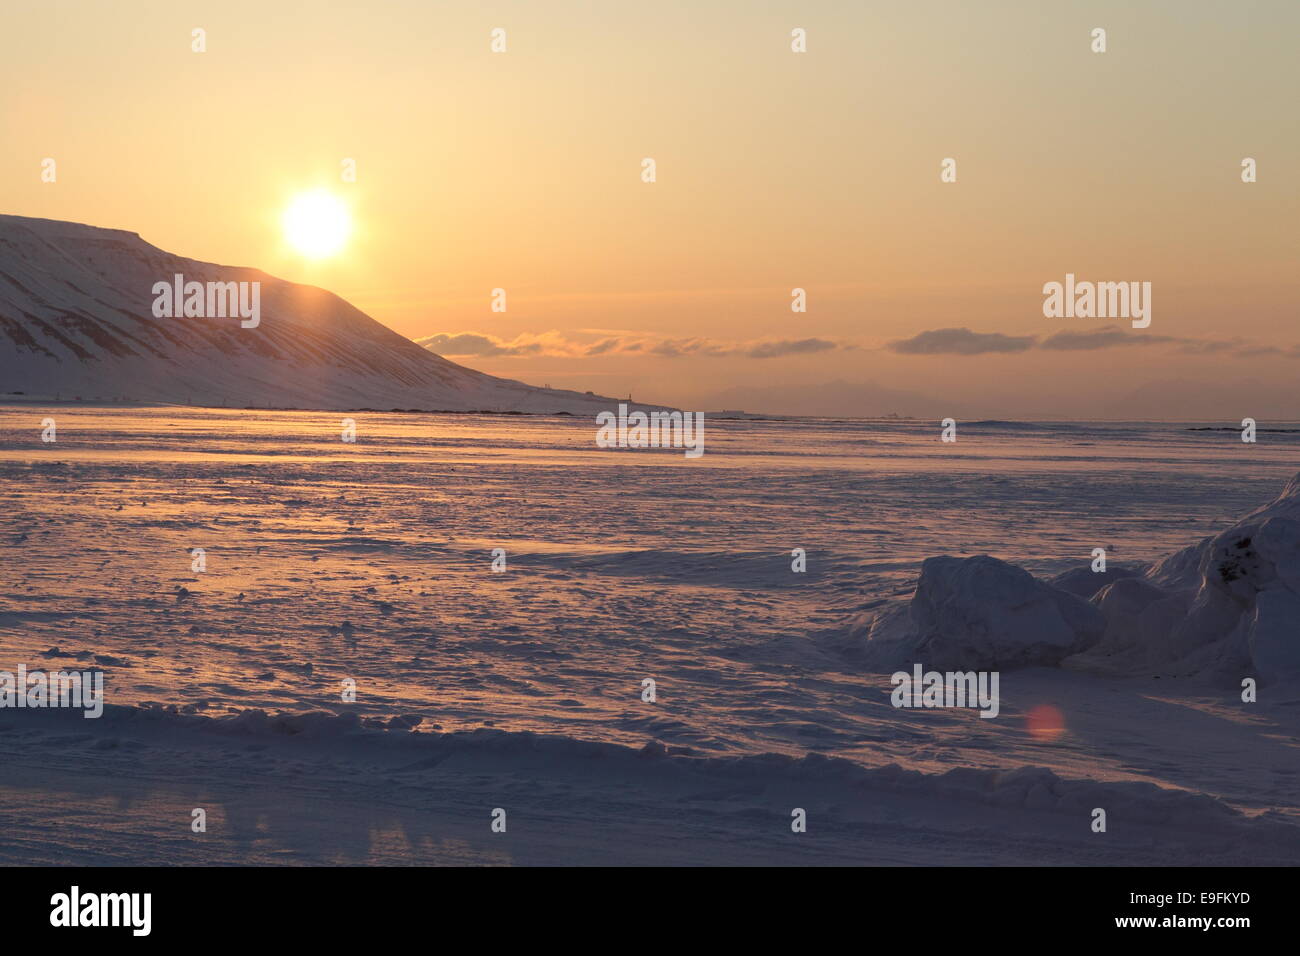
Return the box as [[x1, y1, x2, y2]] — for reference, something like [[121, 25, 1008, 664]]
[[1025, 704, 1066, 742]]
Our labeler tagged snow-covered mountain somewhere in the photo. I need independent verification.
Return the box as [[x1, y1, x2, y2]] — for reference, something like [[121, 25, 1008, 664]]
[[0, 214, 648, 413]]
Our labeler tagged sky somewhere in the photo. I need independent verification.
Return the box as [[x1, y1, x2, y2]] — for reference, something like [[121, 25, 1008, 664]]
[[3, 0, 1297, 417]]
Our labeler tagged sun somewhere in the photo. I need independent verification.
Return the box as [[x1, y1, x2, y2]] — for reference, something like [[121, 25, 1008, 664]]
[[282, 190, 351, 258]]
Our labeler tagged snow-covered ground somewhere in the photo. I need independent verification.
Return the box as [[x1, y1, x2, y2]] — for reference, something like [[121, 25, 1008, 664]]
[[1, 407, 1298, 864]]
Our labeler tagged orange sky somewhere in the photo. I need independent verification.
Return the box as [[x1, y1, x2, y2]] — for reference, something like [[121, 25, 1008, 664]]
[[3, 0, 1297, 416]]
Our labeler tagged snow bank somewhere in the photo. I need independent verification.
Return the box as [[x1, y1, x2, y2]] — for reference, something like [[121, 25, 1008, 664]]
[[7, 701, 1278, 835], [848, 555, 1105, 670], [1069, 471, 1300, 684]]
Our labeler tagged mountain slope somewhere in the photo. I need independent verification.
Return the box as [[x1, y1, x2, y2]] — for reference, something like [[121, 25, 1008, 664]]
[[0, 214, 643, 413]]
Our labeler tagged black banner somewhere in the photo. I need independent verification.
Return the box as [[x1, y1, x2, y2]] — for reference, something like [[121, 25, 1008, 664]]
[[2, 866, 1283, 942]]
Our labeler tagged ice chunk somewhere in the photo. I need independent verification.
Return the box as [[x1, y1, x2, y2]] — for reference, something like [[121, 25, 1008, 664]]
[[1070, 474, 1300, 686], [857, 555, 1105, 670]]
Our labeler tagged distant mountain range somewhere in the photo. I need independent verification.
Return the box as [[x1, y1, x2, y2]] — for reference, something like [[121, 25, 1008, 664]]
[[0, 215, 649, 413]]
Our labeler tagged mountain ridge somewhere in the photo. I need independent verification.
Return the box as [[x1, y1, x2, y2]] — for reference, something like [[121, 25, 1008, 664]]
[[0, 214, 657, 414]]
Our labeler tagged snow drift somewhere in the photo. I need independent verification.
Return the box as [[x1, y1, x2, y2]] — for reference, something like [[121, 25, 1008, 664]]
[[15, 700, 1274, 834], [846, 471, 1300, 685], [0, 214, 651, 413], [1069, 471, 1300, 684]]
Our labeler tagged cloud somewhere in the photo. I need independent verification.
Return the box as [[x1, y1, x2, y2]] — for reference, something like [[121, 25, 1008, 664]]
[[417, 330, 847, 360], [1039, 325, 1182, 350], [887, 327, 1036, 355], [745, 338, 838, 358], [1231, 344, 1287, 358], [422, 326, 1300, 365], [891, 325, 1298, 360], [583, 337, 624, 356], [414, 333, 541, 357]]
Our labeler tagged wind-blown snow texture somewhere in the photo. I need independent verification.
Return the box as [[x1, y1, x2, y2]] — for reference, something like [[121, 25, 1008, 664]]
[[2, 411, 1298, 864], [0, 214, 648, 413]]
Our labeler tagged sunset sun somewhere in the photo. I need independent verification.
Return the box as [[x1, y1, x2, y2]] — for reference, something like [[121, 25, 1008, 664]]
[[282, 190, 351, 258]]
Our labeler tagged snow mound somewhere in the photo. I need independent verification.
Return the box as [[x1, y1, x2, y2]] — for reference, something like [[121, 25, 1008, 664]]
[[1068, 471, 1300, 685], [1049, 563, 1143, 599], [849, 555, 1106, 670]]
